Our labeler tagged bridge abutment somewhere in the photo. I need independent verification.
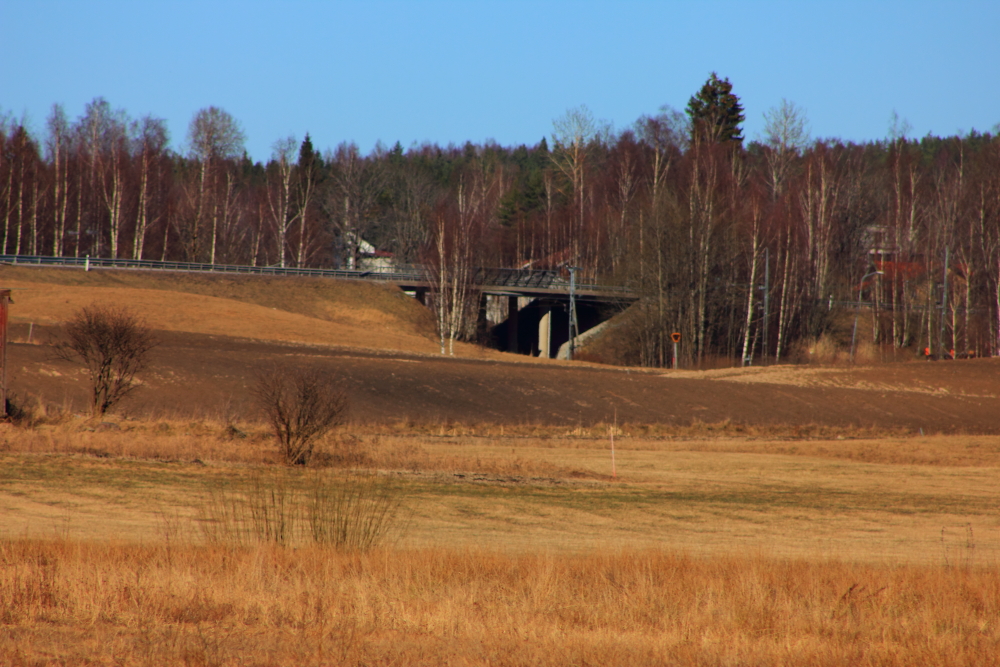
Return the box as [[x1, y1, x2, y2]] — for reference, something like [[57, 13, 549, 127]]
[[538, 308, 551, 358]]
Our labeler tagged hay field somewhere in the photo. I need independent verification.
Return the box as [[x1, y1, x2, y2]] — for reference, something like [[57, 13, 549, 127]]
[[2, 420, 998, 561], [4, 539, 997, 666], [1, 420, 999, 665], [2, 265, 1000, 664]]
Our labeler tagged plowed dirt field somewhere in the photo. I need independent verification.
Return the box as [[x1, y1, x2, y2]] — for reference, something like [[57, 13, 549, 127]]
[[8, 323, 999, 432], [4, 264, 998, 431]]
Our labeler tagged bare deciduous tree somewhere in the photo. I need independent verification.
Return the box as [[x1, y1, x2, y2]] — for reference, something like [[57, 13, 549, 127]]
[[252, 365, 348, 465], [187, 106, 246, 262], [54, 305, 157, 416], [267, 136, 297, 268], [131, 115, 169, 260], [762, 98, 809, 198], [325, 141, 387, 268], [552, 105, 597, 265]]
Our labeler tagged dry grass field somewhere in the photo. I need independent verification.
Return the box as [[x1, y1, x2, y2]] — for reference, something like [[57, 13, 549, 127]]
[[2, 265, 1000, 665], [1, 419, 999, 665], [0, 265, 493, 357], [3, 538, 998, 666]]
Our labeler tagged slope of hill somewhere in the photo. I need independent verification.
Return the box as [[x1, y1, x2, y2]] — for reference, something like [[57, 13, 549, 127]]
[[0, 265, 452, 355], [3, 264, 999, 432]]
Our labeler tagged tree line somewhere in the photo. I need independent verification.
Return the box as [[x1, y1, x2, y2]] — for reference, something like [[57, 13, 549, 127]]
[[2, 74, 999, 365]]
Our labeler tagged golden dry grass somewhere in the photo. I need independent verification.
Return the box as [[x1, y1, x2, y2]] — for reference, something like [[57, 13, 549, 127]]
[[2, 418, 999, 562], [1, 419, 1000, 664], [1, 538, 998, 666], [0, 266, 501, 358]]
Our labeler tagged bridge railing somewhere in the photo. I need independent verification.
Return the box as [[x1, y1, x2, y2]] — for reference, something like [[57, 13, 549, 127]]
[[0, 254, 427, 282], [0, 254, 633, 296]]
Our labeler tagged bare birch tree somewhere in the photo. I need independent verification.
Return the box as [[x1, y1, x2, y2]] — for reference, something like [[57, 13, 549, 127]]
[[131, 116, 168, 260], [187, 107, 245, 262], [46, 104, 71, 257], [552, 106, 596, 267], [267, 137, 297, 268], [761, 99, 809, 198]]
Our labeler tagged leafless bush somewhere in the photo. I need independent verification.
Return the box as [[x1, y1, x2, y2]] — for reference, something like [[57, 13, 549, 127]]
[[53, 305, 156, 416], [200, 469, 403, 551], [251, 365, 348, 465], [3, 392, 37, 427]]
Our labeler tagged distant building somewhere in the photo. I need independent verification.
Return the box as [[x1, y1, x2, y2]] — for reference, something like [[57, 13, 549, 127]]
[[340, 232, 395, 272]]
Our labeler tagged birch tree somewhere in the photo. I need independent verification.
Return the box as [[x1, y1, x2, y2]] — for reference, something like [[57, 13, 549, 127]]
[[46, 104, 71, 257], [552, 106, 596, 268], [187, 106, 245, 262], [761, 99, 809, 198], [267, 137, 297, 268], [131, 116, 168, 260]]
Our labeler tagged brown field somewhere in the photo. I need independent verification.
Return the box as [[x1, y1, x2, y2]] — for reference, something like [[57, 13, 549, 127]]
[[2, 423, 1000, 665], [1, 265, 1000, 665], [4, 539, 998, 666]]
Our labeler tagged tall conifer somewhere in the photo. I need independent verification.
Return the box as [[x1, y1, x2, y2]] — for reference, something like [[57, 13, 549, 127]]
[[686, 72, 746, 146]]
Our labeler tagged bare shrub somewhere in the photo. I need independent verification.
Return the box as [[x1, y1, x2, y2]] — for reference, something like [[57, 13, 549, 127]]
[[200, 470, 403, 551], [307, 472, 404, 550], [53, 305, 156, 416], [3, 392, 38, 427], [251, 365, 348, 465], [201, 471, 301, 547]]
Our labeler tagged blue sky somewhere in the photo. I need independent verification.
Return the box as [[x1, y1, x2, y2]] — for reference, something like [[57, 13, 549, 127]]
[[2, 0, 997, 162]]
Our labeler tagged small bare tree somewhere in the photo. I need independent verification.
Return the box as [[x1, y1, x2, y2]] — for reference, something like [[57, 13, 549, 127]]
[[54, 305, 156, 416], [252, 365, 348, 465]]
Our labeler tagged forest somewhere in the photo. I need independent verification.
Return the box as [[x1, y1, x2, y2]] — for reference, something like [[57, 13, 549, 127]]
[[2, 73, 999, 366]]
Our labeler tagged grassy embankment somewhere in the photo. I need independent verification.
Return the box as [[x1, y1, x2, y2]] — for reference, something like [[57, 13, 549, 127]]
[[0, 264, 456, 355], [1, 418, 999, 665]]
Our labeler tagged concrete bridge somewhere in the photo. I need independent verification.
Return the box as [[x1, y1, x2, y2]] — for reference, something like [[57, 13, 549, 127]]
[[0, 255, 636, 359], [393, 268, 635, 359]]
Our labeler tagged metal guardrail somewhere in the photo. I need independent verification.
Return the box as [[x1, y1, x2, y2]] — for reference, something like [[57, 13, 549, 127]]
[[0, 254, 426, 282], [475, 267, 560, 289], [0, 254, 634, 297]]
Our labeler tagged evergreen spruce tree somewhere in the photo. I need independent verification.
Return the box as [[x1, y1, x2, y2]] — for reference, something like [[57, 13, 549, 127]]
[[298, 133, 316, 168], [686, 72, 746, 146]]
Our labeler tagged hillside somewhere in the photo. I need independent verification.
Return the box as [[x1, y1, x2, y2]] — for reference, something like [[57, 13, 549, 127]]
[[0, 265, 454, 355]]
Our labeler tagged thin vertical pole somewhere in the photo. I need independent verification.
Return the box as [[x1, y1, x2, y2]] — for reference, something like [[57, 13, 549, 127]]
[[939, 247, 949, 358], [0, 290, 9, 418], [762, 247, 770, 365], [610, 408, 617, 480]]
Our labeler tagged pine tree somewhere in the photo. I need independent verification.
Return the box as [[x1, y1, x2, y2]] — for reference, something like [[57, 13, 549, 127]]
[[298, 133, 316, 168], [686, 72, 746, 146]]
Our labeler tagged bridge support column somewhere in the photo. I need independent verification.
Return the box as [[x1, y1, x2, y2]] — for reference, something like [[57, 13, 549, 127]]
[[538, 308, 551, 358], [414, 288, 428, 305], [507, 296, 519, 353]]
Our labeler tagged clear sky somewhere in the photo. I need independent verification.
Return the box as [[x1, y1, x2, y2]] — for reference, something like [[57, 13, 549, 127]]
[[2, 0, 997, 162]]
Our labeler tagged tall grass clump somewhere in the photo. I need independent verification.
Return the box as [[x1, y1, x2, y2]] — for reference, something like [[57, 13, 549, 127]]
[[200, 470, 403, 551], [307, 472, 404, 550], [201, 471, 302, 546]]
